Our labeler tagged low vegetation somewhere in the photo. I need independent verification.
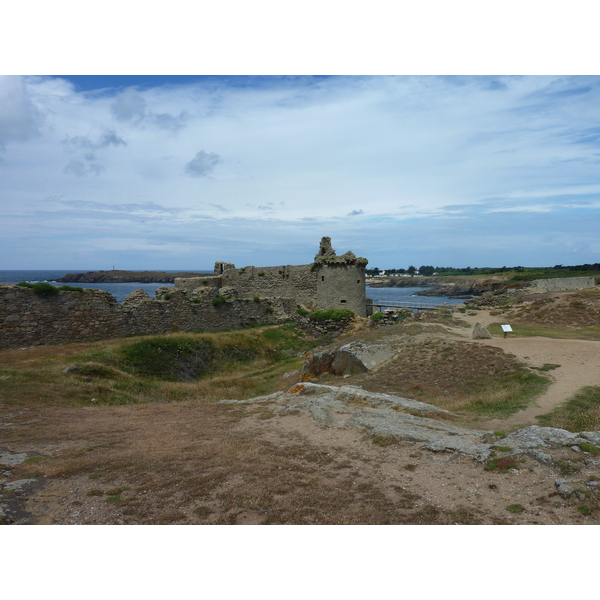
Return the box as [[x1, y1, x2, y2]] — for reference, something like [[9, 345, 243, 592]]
[[3, 285, 600, 525], [537, 386, 600, 432], [346, 339, 550, 419], [0, 324, 330, 408], [17, 282, 84, 295], [307, 308, 354, 322]]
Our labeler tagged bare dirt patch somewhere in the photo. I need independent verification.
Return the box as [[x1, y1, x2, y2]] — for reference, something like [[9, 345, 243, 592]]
[[3, 399, 599, 525]]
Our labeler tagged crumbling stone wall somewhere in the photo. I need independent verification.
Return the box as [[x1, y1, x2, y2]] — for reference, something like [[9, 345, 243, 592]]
[[175, 275, 222, 292], [175, 237, 368, 316], [220, 265, 319, 309], [0, 284, 295, 350], [1, 238, 369, 350], [526, 277, 598, 294]]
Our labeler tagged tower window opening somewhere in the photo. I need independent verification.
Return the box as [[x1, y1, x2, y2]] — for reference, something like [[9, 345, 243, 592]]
[[340, 299, 347, 304], [321, 276, 324, 282]]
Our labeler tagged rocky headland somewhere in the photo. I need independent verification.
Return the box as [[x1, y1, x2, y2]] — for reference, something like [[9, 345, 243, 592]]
[[368, 276, 527, 298], [58, 270, 203, 284]]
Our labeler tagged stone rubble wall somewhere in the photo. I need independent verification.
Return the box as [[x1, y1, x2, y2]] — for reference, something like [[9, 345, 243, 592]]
[[174, 275, 222, 291], [179, 264, 320, 310], [526, 277, 598, 293], [0, 284, 296, 350]]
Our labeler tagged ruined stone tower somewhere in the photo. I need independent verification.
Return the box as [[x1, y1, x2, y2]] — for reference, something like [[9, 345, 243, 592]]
[[314, 237, 368, 317], [175, 236, 368, 316]]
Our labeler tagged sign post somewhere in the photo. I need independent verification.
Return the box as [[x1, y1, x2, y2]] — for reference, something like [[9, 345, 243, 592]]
[[501, 324, 513, 339]]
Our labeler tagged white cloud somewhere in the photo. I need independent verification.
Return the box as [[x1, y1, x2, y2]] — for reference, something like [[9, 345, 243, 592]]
[[63, 159, 104, 177], [3, 75, 600, 268], [0, 75, 43, 143], [111, 88, 147, 121], [184, 151, 222, 177]]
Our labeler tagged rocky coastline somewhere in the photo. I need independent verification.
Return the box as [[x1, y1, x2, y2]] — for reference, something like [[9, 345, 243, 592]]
[[368, 276, 527, 298], [58, 270, 203, 284]]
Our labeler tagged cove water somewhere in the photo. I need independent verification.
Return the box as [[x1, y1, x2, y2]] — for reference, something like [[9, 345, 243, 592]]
[[366, 285, 466, 307], [0, 270, 210, 304]]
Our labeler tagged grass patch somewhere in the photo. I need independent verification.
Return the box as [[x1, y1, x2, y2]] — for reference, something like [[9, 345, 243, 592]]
[[0, 325, 331, 409], [484, 457, 519, 472], [464, 370, 550, 417], [212, 295, 230, 307], [532, 363, 561, 372], [308, 308, 355, 322], [122, 338, 217, 381], [580, 442, 600, 456], [505, 503, 525, 514], [371, 435, 398, 447], [489, 322, 600, 341], [537, 386, 600, 432], [32, 282, 59, 296]]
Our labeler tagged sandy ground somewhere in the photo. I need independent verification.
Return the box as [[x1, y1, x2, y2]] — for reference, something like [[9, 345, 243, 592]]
[[447, 310, 600, 429]]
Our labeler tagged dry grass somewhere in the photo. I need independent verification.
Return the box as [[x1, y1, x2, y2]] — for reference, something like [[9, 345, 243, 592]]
[[505, 288, 600, 335], [4, 306, 600, 525], [0, 325, 318, 409], [2, 400, 485, 524], [537, 386, 600, 432], [345, 339, 550, 418]]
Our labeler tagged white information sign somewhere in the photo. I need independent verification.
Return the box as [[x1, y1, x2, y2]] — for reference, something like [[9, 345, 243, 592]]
[[501, 324, 513, 332]]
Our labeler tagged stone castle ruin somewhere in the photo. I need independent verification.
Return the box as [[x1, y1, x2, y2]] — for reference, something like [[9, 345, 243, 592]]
[[0, 238, 368, 349], [175, 237, 369, 317]]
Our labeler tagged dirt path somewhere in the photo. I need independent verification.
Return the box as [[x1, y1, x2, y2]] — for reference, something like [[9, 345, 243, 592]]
[[448, 310, 600, 429]]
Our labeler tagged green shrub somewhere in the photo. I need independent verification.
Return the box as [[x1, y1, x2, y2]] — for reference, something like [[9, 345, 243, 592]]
[[32, 282, 59, 296], [213, 296, 229, 307], [370, 312, 385, 322], [17, 281, 34, 288], [580, 442, 600, 456], [266, 306, 275, 314], [122, 337, 216, 381], [253, 296, 261, 302], [162, 293, 172, 300], [258, 272, 265, 277], [296, 308, 309, 316], [308, 308, 354, 322]]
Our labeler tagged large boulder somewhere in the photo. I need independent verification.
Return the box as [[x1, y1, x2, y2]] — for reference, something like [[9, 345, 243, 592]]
[[332, 342, 397, 376], [300, 342, 398, 380], [472, 322, 493, 339]]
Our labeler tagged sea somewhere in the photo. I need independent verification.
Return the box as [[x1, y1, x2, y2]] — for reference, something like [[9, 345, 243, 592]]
[[0, 270, 466, 306], [366, 285, 466, 308], [0, 270, 210, 304]]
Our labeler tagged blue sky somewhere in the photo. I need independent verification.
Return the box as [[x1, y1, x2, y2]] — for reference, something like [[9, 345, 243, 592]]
[[2, 74, 600, 270]]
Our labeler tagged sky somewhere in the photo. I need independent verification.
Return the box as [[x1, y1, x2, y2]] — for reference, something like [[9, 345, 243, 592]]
[[2, 74, 600, 271]]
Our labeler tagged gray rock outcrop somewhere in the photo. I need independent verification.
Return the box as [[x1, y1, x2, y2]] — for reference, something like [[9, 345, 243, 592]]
[[472, 322, 493, 339], [300, 342, 398, 380], [221, 384, 600, 465]]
